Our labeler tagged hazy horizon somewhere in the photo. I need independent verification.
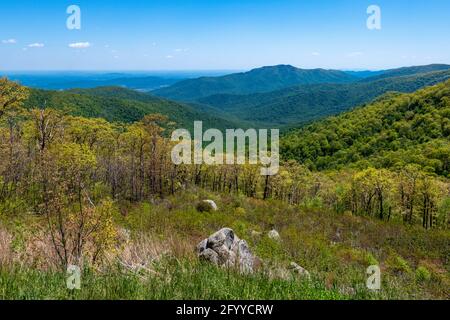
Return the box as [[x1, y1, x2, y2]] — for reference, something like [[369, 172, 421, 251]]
[[2, 62, 449, 74]]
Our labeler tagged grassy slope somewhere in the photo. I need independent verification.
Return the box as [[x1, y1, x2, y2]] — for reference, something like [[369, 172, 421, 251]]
[[1, 189, 448, 299], [0, 263, 343, 300]]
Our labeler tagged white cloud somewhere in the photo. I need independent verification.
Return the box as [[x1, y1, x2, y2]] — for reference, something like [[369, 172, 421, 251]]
[[311, 52, 320, 56], [69, 42, 91, 49], [28, 43, 45, 48], [166, 55, 174, 59], [348, 51, 363, 57], [2, 39, 17, 44]]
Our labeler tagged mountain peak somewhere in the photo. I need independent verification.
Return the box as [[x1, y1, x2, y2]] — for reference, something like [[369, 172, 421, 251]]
[[154, 65, 356, 101]]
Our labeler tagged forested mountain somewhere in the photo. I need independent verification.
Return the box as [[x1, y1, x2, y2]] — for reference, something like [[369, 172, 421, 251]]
[[23, 86, 243, 131], [281, 79, 450, 177], [197, 69, 450, 127], [154, 65, 357, 101], [359, 64, 450, 82], [343, 70, 385, 79]]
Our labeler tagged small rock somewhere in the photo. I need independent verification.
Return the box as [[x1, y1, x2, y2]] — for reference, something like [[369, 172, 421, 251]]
[[267, 262, 311, 281], [251, 230, 262, 237], [203, 200, 218, 211], [339, 286, 356, 296], [289, 262, 311, 279], [268, 229, 281, 241]]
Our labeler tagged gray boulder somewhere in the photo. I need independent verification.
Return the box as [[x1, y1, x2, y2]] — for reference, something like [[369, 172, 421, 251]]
[[197, 228, 255, 273]]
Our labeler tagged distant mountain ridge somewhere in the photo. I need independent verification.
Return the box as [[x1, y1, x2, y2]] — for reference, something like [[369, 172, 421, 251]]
[[358, 64, 450, 82], [153, 65, 358, 101], [196, 69, 450, 127]]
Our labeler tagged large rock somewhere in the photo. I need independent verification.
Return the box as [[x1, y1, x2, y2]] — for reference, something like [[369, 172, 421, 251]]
[[197, 228, 255, 273]]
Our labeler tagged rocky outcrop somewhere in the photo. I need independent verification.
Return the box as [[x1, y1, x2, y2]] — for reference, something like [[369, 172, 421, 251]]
[[197, 228, 255, 273]]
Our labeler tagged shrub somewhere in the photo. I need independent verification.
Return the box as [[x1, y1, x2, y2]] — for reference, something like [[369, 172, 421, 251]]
[[415, 266, 431, 282], [386, 254, 412, 274]]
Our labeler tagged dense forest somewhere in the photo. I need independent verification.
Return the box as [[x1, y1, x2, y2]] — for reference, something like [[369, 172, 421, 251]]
[[23, 86, 247, 132], [196, 69, 450, 126], [281, 80, 450, 177], [154, 65, 357, 101], [0, 78, 448, 236]]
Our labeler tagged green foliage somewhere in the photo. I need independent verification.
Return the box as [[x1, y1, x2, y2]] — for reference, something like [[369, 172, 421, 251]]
[[386, 255, 412, 274], [415, 266, 431, 282], [154, 65, 357, 101], [23, 86, 244, 132], [0, 260, 345, 300], [195, 69, 450, 127], [282, 80, 450, 177]]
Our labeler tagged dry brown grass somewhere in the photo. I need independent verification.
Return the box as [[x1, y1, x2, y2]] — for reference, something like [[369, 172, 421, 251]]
[[0, 226, 13, 266]]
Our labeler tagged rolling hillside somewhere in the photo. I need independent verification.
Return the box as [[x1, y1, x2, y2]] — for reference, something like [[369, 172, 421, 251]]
[[23, 86, 245, 131], [154, 65, 357, 101], [281, 79, 450, 177], [197, 69, 450, 127]]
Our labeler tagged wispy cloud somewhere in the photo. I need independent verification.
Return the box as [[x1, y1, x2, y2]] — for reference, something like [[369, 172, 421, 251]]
[[2, 39, 17, 44], [166, 55, 174, 59], [311, 52, 321, 56], [69, 42, 91, 49], [28, 43, 45, 48], [174, 48, 189, 53]]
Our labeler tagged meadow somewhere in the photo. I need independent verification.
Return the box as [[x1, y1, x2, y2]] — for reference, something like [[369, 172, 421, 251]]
[[1, 189, 448, 300]]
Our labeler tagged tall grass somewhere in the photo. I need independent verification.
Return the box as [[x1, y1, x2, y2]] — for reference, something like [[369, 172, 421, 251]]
[[0, 260, 345, 300]]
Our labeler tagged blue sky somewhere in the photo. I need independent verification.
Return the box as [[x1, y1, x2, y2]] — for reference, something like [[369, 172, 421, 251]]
[[1, 0, 449, 71]]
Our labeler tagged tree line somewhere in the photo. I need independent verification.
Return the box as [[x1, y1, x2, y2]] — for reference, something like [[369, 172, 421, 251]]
[[0, 78, 449, 268]]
